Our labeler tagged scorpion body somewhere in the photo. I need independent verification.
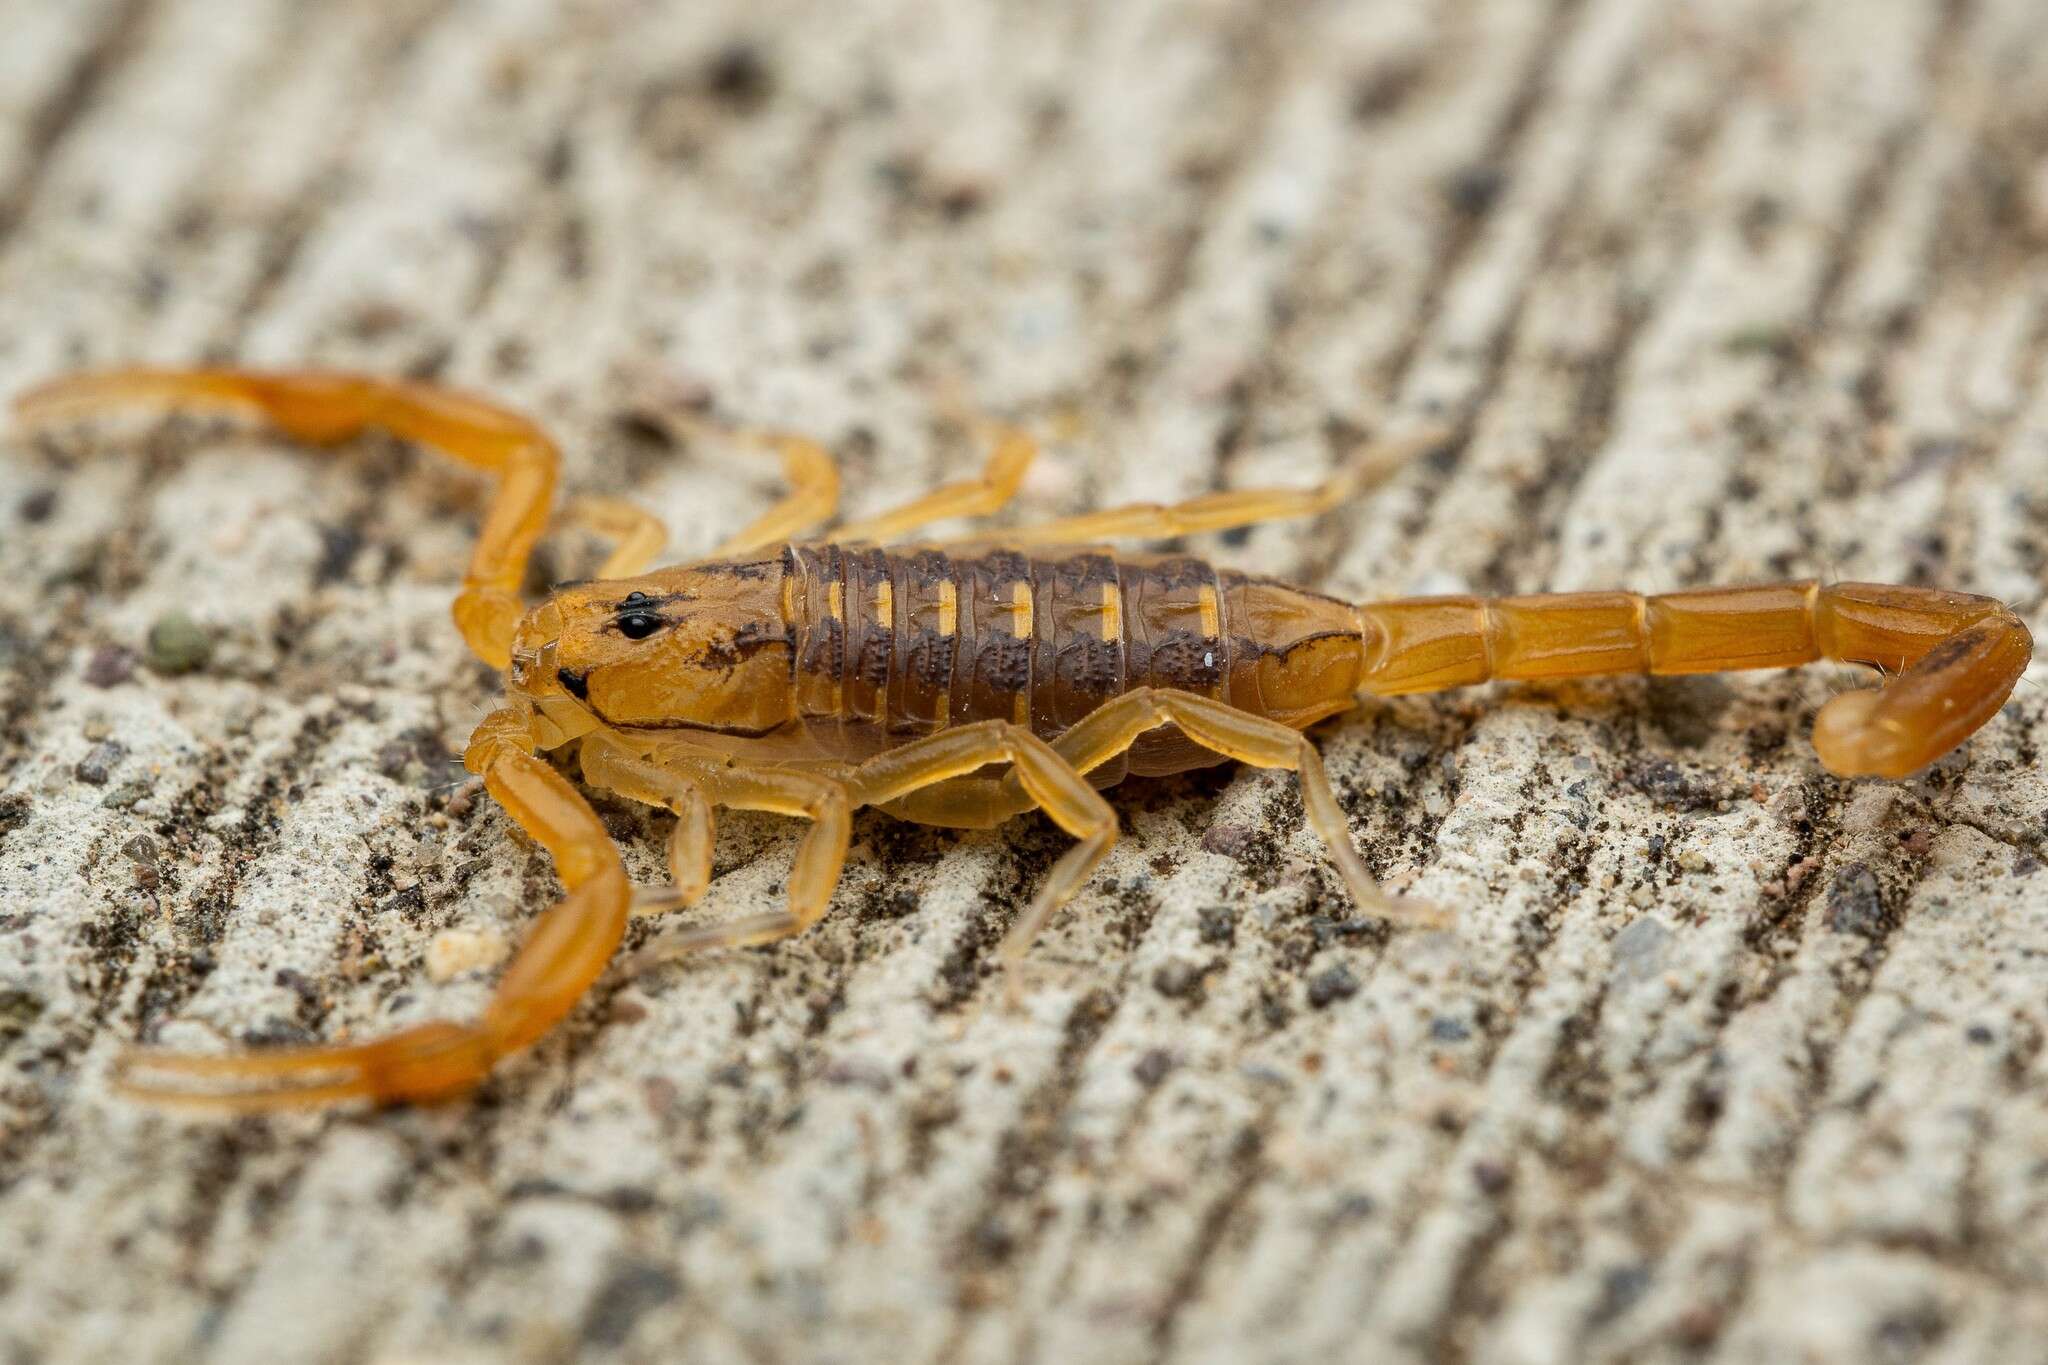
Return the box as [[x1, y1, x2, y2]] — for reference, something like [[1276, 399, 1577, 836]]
[[13, 367, 2033, 1110]]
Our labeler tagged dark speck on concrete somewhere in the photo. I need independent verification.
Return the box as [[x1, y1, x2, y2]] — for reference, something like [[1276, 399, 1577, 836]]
[[579, 1258, 681, 1349], [100, 779, 151, 810], [0, 988, 45, 1043], [1445, 164, 1506, 216], [1644, 675, 1736, 750], [1591, 1265, 1652, 1327], [704, 42, 773, 113], [19, 489, 57, 523], [84, 645, 136, 688], [1625, 756, 1716, 812], [1306, 963, 1359, 1009], [314, 523, 366, 586], [1430, 1016, 1471, 1042], [1133, 1048, 1175, 1087], [1197, 904, 1237, 945], [1825, 863, 1888, 937], [1471, 1159, 1512, 1195]]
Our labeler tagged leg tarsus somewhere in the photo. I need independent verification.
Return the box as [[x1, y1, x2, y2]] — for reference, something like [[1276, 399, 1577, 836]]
[[851, 720, 1118, 953], [579, 735, 714, 910], [1036, 688, 1446, 929], [633, 765, 853, 961], [962, 425, 1445, 546], [560, 494, 669, 580], [695, 427, 840, 555], [834, 425, 1036, 543]]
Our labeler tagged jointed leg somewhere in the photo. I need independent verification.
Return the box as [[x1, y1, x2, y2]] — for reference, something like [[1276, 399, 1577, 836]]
[[637, 765, 853, 956], [963, 425, 1446, 547], [561, 495, 669, 579], [704, 430, 841, 555], [1034, 688, 1446, 929], [14, 368, 560, 668], [579, 734, 714, 912], [114, 708, 631, 1110], [851, 721, 1119, 957], [877, 774, 1040, 829], [833, 426, 1036, 543]]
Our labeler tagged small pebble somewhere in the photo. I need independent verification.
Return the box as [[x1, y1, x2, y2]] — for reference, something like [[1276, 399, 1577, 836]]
[[122, 837, 159, 889], [73, 740, 125, 786], [83, 646, 136, 688], [145, 613, 213, 675], [1610, 915, 1672, 984], [1201, 823, 1256, 858], [425, 927, 510, 982], [99, 779, 151, 810]]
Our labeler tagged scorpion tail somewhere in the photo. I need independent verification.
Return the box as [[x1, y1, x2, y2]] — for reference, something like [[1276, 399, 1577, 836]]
[[1356, 581, 2033, 779]]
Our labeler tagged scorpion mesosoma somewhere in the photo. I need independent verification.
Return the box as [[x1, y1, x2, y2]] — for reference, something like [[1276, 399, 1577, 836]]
[[14, 367, 2034, 1110]]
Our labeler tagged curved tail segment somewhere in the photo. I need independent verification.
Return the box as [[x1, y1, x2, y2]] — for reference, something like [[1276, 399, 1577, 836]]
[[13, 367, 560, 668], [1356, 581, 2032, 780]]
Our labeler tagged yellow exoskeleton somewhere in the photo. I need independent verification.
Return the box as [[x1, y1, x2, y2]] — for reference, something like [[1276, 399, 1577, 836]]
[[15, 367, 2031, 1109]]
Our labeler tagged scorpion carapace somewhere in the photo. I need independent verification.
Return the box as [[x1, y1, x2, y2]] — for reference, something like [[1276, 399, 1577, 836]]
[[14, 367, 2032, 1110]]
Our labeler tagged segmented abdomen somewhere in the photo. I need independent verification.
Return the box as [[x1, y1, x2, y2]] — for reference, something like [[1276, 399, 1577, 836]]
[[784, 544, 1365, 777]]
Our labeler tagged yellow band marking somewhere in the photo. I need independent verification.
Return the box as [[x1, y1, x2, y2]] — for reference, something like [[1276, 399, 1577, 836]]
[[875, 577, 894, 631], [1012, 581, 1034, 639], [1014, 693, 1029, 726], [1198, 584, 1220, 639], [938, 579, 958, 637], [1099, 580, 1120, 643], [827, 579, 844, 622]]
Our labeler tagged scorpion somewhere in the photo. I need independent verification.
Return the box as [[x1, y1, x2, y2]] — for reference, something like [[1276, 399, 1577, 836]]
[[13, 367, 2034, 1110]]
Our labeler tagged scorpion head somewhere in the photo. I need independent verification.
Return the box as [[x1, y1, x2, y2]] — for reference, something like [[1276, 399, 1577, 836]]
[[507, 557, 796, 748]]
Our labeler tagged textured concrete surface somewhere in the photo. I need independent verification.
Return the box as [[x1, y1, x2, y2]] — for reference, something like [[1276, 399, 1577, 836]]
[[4, 2, 2048, 1362]]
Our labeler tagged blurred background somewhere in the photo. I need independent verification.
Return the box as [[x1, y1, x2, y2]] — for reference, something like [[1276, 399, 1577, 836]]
[[4, 2, 2048, 1362]]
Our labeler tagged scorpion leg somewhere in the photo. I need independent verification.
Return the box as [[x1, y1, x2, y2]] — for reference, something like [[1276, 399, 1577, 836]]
[[708, 433, 841, 555], [633, 765, 854, 958], [832, 426, 1037, 543], [850, 721, 1118, 955], [114, 709, 630, 1109], [560, 495, 669, 579], [965, 425, 1446, 546], [877, 775, 1039, 828], [14, 367, 559, 668], [578, 734, 715, 913], [1014, 688, 1447, 946]]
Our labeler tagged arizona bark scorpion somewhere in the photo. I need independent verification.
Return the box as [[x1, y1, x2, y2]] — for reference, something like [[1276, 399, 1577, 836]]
[[14, 367, 2034, 1109]]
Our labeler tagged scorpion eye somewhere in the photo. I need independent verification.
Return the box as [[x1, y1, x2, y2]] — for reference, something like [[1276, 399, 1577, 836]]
[[616, 611, 665, 641]]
